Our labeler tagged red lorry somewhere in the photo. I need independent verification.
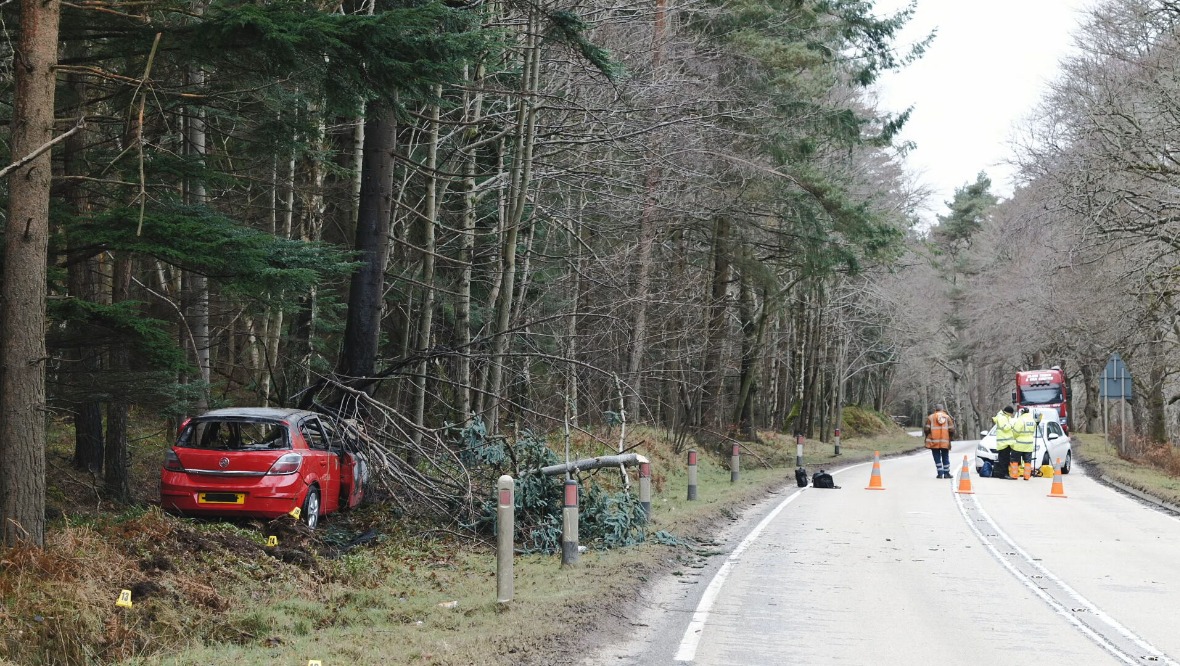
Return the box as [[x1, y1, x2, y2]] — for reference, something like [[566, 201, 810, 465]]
[[1013, 367, 1069, 431]]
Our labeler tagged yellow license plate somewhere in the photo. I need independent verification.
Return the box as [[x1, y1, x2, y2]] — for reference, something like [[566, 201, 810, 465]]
[[198, 492, 245, 505]]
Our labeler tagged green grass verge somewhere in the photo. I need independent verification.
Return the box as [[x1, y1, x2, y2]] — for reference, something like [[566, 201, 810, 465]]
[[1074, 433, 1180, 506]]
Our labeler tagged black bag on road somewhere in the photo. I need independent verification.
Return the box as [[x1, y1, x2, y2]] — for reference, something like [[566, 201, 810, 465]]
[[812, 470, 837, 489], [794, 467, 809, 487]]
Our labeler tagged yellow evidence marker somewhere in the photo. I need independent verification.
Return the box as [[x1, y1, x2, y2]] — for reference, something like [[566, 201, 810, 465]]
[[289, 507, 301, 519], [267, 536, 278, 547], [116, 589, 133, 608]]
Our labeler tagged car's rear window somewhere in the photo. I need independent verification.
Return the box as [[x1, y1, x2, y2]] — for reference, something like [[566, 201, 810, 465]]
[[178, 419, 290, 451]]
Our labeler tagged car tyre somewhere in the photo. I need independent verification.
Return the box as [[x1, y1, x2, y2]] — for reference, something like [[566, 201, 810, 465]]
[[1061, 451, 1072, 475], [302, 486, 321, 530]]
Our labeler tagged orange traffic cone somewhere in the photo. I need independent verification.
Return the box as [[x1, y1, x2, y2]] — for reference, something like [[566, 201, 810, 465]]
[[865, 450, 885, 490], [1047, 459, 1068, 498], [956, 455, 974, 494]]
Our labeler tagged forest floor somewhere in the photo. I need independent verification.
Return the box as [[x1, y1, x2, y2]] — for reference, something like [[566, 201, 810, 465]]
[[12, 417, 1168, 665]]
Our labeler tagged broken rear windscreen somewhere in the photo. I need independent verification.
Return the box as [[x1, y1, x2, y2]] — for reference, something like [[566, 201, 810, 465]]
[[178, 420, 290, 451]]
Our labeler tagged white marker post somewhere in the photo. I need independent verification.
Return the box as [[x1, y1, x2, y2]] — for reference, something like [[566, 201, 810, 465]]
[[496, 475, 514, 603], [561, 479, 580, 567], [730, 443, 740, 483], [687, 450, 698, 500], [834, 428, 841, 456], [795, 433, 804, 467], [638, 457, 652, 521]]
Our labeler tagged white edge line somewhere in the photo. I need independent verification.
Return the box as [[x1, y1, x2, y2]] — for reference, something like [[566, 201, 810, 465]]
[[955, 492, 1177, 665], [672, 463, 869, 662]]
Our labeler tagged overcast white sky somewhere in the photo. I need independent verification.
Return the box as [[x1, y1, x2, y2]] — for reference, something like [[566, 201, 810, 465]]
[[871, 0, 1093, 223]]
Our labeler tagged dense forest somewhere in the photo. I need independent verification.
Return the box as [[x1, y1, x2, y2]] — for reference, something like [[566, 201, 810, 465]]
[[3, 0, 1180, 548]]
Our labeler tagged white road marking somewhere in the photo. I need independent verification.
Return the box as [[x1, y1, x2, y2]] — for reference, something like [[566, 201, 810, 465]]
[[955, 491, 1179, 665], [673, 464, 868, 662]]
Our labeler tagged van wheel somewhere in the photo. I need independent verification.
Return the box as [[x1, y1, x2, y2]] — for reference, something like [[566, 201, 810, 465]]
[[1061, 451, 1072, 475], [302, 487, 321, 530]]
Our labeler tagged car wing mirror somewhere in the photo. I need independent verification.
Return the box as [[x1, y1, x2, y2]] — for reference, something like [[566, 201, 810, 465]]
[[980, 431, 988, 437]]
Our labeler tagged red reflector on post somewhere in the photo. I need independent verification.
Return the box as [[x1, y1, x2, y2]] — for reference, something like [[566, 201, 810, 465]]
[[688, 451, 697, 465], [499, 488, 511, 506], [563, 480, 578, 507], [732, 443, 740, 456], [640, 462, 651, 477]]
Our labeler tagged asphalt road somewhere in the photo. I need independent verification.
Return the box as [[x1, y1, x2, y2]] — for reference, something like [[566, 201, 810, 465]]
[[583, 441, 1180, 665]]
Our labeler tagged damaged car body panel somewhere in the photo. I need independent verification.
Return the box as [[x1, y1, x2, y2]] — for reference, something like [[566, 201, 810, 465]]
[[160, 407, 368, 529]]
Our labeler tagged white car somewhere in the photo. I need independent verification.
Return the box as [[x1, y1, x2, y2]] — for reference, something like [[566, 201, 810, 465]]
[[975, 407, 1073, 476]]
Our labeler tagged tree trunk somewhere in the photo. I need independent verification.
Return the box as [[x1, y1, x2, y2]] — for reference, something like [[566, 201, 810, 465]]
[[1, 0, 60, 548], [261, 148, 296, 405], [339, 104, 396, 385], [456, 64, 484, 422], [699, 215, 731, 430], [185, 67, 211, 412], [104, 255, 133, 504], [412, 94, 441, 440], [626, 165, 659, 424], [1147, 336, 1166, 444], [296, 110, 329, 388], [1080, 359, 1098, 434], [565, 186, 589, 428], [623, 2, 668, 424], [63, 66, 105, 473], [487, 20, 539, 433], [732, 271, 759, 439]]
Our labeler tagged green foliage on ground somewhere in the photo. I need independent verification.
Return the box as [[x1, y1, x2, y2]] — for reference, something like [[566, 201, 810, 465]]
[[459, 418, 648, 552], [838, 405, 904, 438]]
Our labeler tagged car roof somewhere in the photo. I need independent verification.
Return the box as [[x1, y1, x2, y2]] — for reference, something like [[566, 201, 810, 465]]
[[193, 407, 321, 421]]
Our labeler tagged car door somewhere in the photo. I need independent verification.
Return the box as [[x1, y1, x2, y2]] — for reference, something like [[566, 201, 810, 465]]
[[1045, 421, 1067, 468], [300, 416, 341, 514]]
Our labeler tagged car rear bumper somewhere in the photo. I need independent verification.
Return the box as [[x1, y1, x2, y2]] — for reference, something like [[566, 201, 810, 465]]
[[160, 471, 306, 518]]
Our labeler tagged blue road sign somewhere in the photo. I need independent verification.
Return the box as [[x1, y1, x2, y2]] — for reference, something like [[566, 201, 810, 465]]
[[1099, 353, 1133, 400]]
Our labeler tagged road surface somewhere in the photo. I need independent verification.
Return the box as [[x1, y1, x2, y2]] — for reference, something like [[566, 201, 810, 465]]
[[583, 441, 1180, 665]]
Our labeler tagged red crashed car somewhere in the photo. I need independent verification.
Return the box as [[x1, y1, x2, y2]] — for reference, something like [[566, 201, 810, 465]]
[[160, 407, 368, 529]]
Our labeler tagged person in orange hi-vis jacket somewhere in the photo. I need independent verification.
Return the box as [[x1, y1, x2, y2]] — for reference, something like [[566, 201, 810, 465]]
[[924, 404, 956, 479]]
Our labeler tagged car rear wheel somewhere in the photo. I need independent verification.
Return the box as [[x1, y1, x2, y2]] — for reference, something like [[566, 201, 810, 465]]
[[1061, 451, 1072, 474], [302, 487, 321, 530]]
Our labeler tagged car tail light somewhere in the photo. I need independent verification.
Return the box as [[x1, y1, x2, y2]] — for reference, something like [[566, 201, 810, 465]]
[[163, 449, 185, 472], [267, 453, 302, 475]]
